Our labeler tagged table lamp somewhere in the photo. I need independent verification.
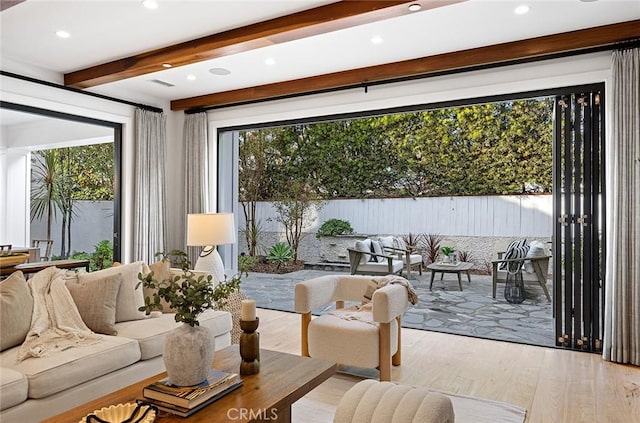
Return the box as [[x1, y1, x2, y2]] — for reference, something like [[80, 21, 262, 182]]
[[187, 213, 236, 283]]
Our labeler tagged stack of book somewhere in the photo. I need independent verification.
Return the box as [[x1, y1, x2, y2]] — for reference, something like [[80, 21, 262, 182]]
[[140, 369, 243, 417]]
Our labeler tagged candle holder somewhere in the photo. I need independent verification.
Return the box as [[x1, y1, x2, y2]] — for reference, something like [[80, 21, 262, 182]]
[[239, 318, 260, 375]]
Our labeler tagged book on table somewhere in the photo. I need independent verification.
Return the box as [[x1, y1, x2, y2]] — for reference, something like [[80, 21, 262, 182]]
[[142, 369, 241, 409], [140, 379, 244, 417]]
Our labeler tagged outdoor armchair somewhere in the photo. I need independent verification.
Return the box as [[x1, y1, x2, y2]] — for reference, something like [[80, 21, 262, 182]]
[[378, 236, 423, 279], [347, 248, 404, 275], [492, 253, 551, 301]]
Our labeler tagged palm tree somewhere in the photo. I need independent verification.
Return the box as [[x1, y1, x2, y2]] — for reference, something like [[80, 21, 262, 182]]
[[30, 150, 63, 241]]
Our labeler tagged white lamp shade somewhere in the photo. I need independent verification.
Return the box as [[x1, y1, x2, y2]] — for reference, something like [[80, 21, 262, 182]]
[[187, 213, 236, 246]]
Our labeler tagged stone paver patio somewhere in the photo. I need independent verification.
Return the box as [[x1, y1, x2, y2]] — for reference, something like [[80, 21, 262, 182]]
[[241, 268, 555, 347]]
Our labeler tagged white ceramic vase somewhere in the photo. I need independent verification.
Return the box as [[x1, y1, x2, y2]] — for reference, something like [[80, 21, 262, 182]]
[[163, 324, 215, 386]]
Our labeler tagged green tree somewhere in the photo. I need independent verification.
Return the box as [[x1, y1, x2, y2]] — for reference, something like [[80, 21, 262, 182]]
[[30, 150, 63, 240]]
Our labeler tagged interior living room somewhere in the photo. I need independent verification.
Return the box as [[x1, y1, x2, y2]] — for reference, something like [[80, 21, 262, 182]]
[[1, 1, 639, 422]]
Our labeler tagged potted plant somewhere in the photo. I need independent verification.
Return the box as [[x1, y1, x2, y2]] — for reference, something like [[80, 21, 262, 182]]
[[441, 246, 456, 264], [137, 250, 241, 386]]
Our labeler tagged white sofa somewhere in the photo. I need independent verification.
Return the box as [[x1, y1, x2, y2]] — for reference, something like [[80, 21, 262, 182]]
[[0, 261, 232, 422]]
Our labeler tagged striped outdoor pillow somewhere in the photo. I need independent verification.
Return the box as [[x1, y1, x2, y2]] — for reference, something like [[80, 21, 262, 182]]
[[499, 239, 529, 273]]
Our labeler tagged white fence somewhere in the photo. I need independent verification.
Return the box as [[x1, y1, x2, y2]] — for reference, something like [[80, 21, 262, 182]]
[[238, 195, 553, 238]]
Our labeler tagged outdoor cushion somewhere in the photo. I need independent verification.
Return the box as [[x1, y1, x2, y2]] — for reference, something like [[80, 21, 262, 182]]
[[0, 367, 28, 410], [370, 240, 385, 263], [498, 239, 529, 272], [0, 271, 33, 351], [114, 309, 232, 360], [524, 240, 547, 273], [356, 260, 404, 275], [354, 239, 373, 264], [2, 335, 140, 399]]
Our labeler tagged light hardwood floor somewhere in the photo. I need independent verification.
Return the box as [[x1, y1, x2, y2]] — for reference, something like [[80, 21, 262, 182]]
[[256, 308, 640, 423]]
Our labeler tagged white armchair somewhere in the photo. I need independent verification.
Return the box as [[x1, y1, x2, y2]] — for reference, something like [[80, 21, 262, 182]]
[[294, 274, 409, 381]]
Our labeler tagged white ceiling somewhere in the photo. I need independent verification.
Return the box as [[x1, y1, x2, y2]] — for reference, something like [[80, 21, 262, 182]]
[[1, 0, 639, 105]]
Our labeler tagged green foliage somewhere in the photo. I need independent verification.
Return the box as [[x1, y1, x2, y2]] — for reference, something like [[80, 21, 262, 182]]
[[441, 246, 455, 256], [267, 243, 293, 268], [316, 219, 354, 238], [31, 143, 114, 258], [90, 240, 113, 271], [238, 98, 553, 200], [238, 254, 256, 277], [137, 249, 241, 327]]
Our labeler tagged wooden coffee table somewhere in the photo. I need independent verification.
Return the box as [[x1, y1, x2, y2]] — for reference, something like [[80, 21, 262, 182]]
[[427, 262, 474, 291], [42, 345, 336, 423]]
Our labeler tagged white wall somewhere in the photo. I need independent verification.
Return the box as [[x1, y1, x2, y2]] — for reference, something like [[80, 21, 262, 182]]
[[244, 195, 553, 238]]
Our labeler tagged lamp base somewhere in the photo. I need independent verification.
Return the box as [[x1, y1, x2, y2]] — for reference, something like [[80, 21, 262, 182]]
[[194, 246, 225, 283]]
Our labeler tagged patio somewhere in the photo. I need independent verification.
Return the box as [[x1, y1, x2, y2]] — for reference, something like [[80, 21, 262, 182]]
[[241, 268, 554, 347]]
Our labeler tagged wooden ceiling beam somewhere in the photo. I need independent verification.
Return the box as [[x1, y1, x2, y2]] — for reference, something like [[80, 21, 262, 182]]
[[64, 0, 464, 88], [171, 19, 640, 111]]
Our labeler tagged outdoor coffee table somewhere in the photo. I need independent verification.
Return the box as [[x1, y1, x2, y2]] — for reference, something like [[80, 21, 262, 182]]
[[42, 345, 336, 423], [427, 262, 473, 291]]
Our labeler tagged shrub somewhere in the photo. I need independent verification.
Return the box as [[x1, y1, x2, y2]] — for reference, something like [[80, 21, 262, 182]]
[[267, 243, 294, 268], [238, 253, 257, 277], [91, 240, 113, 271], [316, 219, 354, 238], [423, 233, 443, 265]]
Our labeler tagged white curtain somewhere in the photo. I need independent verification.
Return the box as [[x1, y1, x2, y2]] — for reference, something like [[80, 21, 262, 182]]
[[604, 48, 640, 365], [133, 108, 167, 263], [183, 112, 208, 266]]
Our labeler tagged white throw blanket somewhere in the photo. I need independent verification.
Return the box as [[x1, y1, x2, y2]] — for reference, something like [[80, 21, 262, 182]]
[[17, 267, 101, 362]]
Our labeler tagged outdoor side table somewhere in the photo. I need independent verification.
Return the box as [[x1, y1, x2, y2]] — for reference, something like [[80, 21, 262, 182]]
[[427, 262, 473, 291]]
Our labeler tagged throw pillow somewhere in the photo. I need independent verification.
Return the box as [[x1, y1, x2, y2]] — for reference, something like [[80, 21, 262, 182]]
[[499, 239, 529, 273], [394, 237, 408, 251], [0, 271, 33, 351], [66, 273, 122, 335], [370, 240, 385, 263], [524, 240, 548, 273], [142, 259, 174, 313], [78, 261, 147, 322], [354, 240, 372, 264]]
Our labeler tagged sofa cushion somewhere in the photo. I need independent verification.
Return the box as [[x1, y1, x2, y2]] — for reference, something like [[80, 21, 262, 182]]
[[0, 271, 33, 351], [0, 367, 28, 410], [114, 309, 232, 360], [1, 335, 140, 399], [66, 273, 121, 335], [142, 259, 175, 313], [79, 261, 147, 322], [308, 312, 398, 369]]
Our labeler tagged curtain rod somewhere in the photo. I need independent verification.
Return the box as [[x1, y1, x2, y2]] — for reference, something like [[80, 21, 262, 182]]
[[184, 39, 640, 115], [0, 70, 164, 114]]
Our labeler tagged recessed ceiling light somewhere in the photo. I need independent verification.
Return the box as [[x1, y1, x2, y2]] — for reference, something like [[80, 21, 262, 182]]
[[408, 3, 422, 12], [209, 67, 231, 76], [514, 5, 530, 15], [56, 30, 70, 39], [162, 63, 172, 68], [186, 74, 196, 81], [142, 0, 158, 9], [371, 36, 384, 45], [265, 58, 276, 66]]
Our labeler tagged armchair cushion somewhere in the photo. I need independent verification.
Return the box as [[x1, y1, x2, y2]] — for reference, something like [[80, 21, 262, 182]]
[[524, 240, 547, 273], [370, 240, 385, 263], [354, 240, 373, 264]]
